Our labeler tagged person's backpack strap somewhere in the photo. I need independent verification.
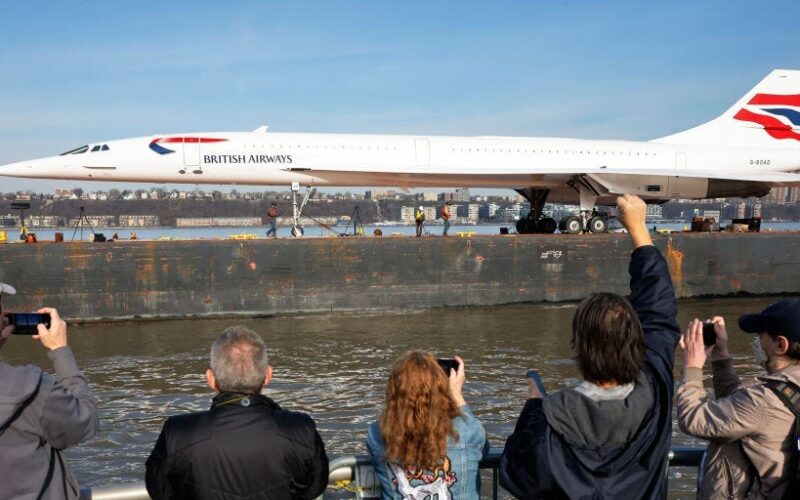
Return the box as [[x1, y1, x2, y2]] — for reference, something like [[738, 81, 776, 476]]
[[0, 372, 43, 438], [764, 379, 800, 451]]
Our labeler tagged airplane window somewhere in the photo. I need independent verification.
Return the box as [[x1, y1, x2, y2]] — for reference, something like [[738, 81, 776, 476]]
[[60, 145, 89, 155], [91, 146, 101, 152], [102, 145, 109, 151]]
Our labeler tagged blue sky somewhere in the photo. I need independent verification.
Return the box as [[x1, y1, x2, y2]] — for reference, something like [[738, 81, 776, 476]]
[[0, 1, 798, 193]]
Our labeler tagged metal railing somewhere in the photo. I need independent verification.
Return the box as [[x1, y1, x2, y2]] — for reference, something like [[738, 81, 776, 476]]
[[79, 447, 705, 500]]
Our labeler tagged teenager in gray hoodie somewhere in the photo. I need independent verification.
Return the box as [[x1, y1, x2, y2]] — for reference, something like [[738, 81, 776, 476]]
[[0, 306, 98, 499]]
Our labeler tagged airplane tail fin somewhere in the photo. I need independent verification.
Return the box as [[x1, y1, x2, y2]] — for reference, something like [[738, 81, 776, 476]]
[[653, 69, 800, 148]]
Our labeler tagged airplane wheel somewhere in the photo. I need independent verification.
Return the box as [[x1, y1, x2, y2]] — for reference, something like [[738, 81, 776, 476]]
[[291, 226, 304, 237], [588, 216, 608, 234], [516, 219, 533, 234], [562, 216, 582, 234], [539, 218, 557, 234]]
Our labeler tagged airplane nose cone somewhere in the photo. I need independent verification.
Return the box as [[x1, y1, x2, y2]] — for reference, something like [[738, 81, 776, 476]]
[[0, 160, 34, 177]]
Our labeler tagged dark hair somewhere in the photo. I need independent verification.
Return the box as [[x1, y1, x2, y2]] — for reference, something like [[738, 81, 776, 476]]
[[766, 332, 800, 360], [571, 293, 645, 385]]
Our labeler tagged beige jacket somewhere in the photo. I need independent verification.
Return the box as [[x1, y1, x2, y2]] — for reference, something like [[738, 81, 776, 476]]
[[677, 358, 800, 499]]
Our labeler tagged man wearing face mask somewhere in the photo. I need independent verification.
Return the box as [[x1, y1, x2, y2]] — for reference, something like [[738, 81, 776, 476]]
[[677, 300, 800, 499]]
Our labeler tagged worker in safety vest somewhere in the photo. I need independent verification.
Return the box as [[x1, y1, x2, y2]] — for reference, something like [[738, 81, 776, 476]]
[[414, 206, 426, 237], [441, 201, 452, 236]]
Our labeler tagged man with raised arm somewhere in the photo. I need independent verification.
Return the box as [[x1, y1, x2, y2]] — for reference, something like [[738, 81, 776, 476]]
[[0, 304, 98, 500], [500, 195, 681, 499], [146, 326, 329, 499]]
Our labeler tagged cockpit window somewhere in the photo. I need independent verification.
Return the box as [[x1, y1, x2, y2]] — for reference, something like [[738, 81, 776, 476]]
[[91, 145, 101, 152], [60, 145, 89, 155], [101, 145, 109, 151]]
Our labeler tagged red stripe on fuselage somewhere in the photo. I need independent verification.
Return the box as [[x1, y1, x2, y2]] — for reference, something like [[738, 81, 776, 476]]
[[734, 108, 800, 141], [153, 137, 227, 144], [748, 93, 800, 106]]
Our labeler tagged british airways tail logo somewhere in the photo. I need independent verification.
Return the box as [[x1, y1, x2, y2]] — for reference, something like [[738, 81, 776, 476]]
[[149, 137, 228, 155], [734, 94, 800, 141]]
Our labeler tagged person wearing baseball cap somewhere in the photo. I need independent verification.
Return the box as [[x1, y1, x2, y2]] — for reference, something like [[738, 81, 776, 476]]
[[677, 299, 800, 499]]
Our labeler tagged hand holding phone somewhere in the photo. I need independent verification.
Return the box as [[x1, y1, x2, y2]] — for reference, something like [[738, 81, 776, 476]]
[[702, 322, 717, 346], [437, 358, 459, 375], [526, 369, 547, 397], [8, 313, 51, 335]]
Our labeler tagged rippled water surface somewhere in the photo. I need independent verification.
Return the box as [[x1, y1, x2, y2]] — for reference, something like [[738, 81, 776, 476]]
[[0, 296, 783, 498]]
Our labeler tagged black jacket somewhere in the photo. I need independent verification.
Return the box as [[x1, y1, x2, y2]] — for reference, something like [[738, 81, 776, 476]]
[[500, 245, 680, 499], [146, 392, 329, 500]]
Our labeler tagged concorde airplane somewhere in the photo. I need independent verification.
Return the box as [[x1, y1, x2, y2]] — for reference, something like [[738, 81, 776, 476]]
[[3, 69, 800, 235]]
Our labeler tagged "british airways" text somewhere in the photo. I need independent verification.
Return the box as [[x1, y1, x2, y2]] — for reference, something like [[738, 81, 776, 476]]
[[203, 154, 293, 164]]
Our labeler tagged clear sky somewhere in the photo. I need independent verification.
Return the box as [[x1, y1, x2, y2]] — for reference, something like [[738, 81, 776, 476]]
[[1, 1, 798, 193]]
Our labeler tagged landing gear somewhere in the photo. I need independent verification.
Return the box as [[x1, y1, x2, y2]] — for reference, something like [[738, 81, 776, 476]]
[[514, 183, 612, 235], [516, 217, 558, 234], [515, 188, 557, 234], [558, 211, 610, 234], [588, 215, 608, 234], [559, 216, 582, 234], [290, 181, 313, 238]]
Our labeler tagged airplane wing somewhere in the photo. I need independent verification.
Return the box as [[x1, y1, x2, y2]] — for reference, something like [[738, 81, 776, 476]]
[[286, 166, 800, 186]]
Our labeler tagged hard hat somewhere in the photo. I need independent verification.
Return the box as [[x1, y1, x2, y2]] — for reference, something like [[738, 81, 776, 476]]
[[0, 283, 16, 295], [418, 205, 423, 210]]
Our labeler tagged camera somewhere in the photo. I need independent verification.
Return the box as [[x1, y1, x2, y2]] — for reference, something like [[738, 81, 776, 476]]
[[437, 358, 459, 375], [702, 322, 717, 346], [8, 313, 51, 335]]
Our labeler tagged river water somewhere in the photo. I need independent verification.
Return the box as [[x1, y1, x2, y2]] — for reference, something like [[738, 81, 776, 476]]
[[0, 296, 786, 498]]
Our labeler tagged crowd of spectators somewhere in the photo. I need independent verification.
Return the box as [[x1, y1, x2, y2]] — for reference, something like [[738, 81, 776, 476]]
[[1, 194, 799, 499]]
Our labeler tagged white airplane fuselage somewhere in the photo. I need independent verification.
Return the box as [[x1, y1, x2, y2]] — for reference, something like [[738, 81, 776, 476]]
[[4, 69, 800, 209], [1, 132, 798, 205]]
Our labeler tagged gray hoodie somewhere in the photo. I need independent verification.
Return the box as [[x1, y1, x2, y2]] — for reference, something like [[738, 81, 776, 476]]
[[0, 347, 98, 499]]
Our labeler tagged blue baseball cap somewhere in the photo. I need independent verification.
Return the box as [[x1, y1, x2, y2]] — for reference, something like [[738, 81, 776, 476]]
[[739, 299, 800, 342]]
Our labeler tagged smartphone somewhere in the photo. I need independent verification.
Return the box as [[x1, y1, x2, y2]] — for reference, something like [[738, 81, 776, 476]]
[[437, 358, 459, 375], [702, 322, 717, 346], [8, 313, 51, 335], [526, 369, 547, 396]]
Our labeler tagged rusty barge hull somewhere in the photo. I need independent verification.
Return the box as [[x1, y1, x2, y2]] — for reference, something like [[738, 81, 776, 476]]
[[0, 233, 797, 321]]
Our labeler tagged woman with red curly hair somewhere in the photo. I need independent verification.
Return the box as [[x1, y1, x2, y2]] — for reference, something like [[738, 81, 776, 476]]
[[366, 351, 488, 499]]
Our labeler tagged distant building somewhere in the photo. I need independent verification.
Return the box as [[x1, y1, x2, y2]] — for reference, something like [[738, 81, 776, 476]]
[[119, 215, 160, 227], [175, 217, 262, 227], [788, 187, 800, 205], [400, 206, 415, 224], [645, 204, 663, 220], [766, 187, 789, 204], [736, 202, 746, 219], [467, 204, 480, 222], [702, 210, 721, 222], [67, 215, 116, 227], [422, 192, 438, 202], [454, 188, 470, 202]]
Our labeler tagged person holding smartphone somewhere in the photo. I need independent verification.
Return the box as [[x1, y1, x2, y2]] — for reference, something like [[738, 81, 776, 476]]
[[678, 304, 800, 499], [366, 352, 489, 499], [500, 195, 681, 499], [0, 302, 98, 499]]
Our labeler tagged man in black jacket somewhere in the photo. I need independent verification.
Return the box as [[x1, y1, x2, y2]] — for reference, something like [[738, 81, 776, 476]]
[[500, 194, 680, 499], [146, 326, 329, 500]]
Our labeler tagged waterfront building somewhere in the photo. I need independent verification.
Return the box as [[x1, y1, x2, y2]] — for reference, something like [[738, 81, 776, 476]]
[[646, 204, 663, 220], [119, 215, 161, 227]]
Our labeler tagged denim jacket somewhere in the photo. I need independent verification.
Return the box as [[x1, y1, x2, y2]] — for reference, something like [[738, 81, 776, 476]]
[[366, 405, 489, 500]]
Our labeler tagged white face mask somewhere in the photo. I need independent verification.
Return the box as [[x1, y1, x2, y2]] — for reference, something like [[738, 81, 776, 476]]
[[752, 338, 768, 370]]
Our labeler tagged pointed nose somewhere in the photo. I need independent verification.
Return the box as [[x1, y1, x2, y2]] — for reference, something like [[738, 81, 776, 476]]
[[0, 160, 35, 177]]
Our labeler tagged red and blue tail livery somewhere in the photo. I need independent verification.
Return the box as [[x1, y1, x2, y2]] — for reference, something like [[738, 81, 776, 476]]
[[734, 94, 800, 141], [149, 137, 227, 155]]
